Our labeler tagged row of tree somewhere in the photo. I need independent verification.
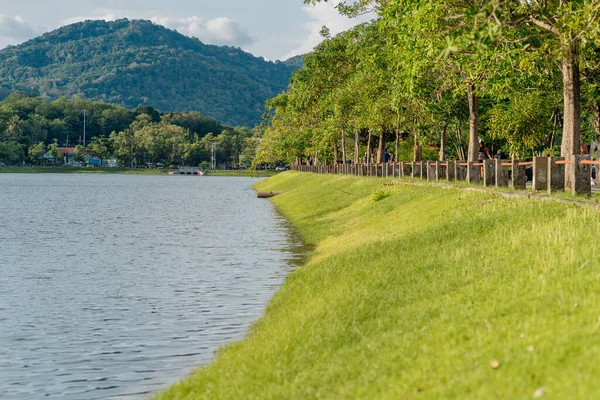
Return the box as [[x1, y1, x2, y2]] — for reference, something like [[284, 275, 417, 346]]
[[0, 93, 263, 167], [257, 1, 600, 188]]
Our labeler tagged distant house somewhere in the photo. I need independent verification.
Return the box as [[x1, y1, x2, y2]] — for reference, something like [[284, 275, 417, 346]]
[[42, 154, 56, 165], [103, 159, 117, 168], [58, 147, 76, 163], [87, 157, 101, 166]]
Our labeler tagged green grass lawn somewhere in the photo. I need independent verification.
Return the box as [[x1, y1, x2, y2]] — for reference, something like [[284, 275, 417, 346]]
[[157, 171, 600, 399], [0, 166, 167, 174]]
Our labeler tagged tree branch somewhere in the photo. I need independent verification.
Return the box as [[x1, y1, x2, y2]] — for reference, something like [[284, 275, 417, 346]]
[[529, 16, 559, 36]]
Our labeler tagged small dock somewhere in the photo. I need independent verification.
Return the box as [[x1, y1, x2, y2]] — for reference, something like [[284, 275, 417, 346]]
[[168, 167, 205, 176]]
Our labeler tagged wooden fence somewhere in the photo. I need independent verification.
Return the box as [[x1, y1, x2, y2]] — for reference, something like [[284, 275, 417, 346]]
[[293, 156, 598, 197]]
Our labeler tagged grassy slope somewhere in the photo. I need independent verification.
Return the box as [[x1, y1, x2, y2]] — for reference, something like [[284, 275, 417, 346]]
[[205, 170, 278, 177], [157, 171, 600, 399]]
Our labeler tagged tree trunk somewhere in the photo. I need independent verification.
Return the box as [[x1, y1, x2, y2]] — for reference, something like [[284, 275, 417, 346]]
[[467, 83, 479, 162], [561, 42, 582, 189], [333, 141, 338, 165], [440, 123, 448, 161], [395, 129, 400, 162], [413, 132, 422, 162], [341, 131, 347, 164], [377, 132, 385, 163], [354, 130, 360, 164], [366, 131, 372, 164], [561, 43, 581, 157], [593, 102, 600, 137]]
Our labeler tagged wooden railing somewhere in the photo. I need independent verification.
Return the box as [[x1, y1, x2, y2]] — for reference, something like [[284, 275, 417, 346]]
[[293, 156, 596, 197]]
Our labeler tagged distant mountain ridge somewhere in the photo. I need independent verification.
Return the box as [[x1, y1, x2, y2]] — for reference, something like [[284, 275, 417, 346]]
[[0, 19, 303, 126]]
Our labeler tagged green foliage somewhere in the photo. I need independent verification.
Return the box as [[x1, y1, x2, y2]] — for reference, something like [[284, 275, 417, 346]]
[[260, 1, 600, 165], [372, 188, 391, 201], [0, 94, 260, 167], [27, 142, 45, 164], [46, 139, 64, 163], [0, 19, 301, 126], [0, 142, 25, 163]]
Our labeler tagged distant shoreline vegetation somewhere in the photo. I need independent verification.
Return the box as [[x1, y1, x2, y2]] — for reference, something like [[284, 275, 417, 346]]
[[0, 166, 278, 177], [0, 92, 267, 170]]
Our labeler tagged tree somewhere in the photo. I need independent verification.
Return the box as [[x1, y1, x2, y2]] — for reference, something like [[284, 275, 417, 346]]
[[47, 139, 64, 165], [28, 142, 46, 164], [74, 145, 87, 164], [90, 136, 111, 166]]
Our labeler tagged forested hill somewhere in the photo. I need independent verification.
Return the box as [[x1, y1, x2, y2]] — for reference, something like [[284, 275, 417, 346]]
[[0, 19, 301, 126]]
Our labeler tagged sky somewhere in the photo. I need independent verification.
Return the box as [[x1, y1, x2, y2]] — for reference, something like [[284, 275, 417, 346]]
[[0, 0, 372, 61]]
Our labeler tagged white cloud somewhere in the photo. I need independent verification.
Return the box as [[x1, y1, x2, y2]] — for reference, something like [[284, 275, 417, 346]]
[[282, 0, 371, 60], [0, 14, 38, 41], [61, 13, 119, 26], [59, 10, 254, 48], [152, 16, 255, 47]]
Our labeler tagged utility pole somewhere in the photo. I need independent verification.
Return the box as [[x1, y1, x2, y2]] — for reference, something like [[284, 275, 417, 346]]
[[211, 143, 217, 170], [83, 110, 87, 147]]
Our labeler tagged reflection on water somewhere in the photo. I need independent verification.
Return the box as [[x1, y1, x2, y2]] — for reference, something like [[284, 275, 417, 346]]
[[0, 174, 305, 399]]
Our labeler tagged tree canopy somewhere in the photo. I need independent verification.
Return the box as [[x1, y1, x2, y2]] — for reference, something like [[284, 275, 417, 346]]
[[257, 0, 600, 176], [0, 93, 263, 168]]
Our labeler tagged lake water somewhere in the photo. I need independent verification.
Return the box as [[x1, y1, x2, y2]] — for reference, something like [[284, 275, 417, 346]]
[[0, 174, 303, 399]]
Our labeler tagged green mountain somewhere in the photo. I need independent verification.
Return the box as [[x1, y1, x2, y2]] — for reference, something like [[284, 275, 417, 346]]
[[0, 19, 300, 126]]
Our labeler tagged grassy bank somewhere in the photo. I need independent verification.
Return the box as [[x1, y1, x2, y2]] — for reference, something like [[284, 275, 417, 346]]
[[158, 171, 600, 399], [0, 166, 167, 174], [205, 169, 278, 177]]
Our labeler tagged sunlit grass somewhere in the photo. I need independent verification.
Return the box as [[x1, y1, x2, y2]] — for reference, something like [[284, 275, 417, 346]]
[[157, 171, 600, 399], [205, 169, 278, 177]]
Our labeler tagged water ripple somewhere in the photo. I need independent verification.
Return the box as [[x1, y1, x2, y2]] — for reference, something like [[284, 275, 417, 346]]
[[0, 174, 304, 399]]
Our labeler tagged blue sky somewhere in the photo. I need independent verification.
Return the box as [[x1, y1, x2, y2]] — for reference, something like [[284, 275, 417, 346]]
[[0, 0, 371, 60]]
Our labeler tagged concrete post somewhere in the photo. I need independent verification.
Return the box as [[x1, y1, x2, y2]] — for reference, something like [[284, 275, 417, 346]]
[[420, 161, 427, 180], [412, 162, 421, 178], [570, 155, 592, 197], [403, 162, 412, 178], [427, 162, 436, 181], [483, 159, 495, 187], [455, 162, 467, 181], [495, 159, 509, 187], [467, 162, 480, 184], [435, 162, 444, 181], [446, 161, 455, 181], [533, 157, 548, 191], [512, 160, 527, 190], [548, 157, 565, 194]]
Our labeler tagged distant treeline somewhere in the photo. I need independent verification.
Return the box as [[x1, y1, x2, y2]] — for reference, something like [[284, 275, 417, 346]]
[[0, 92, 263, 167]]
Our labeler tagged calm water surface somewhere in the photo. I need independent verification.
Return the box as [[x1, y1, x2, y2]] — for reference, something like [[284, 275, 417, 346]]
[[0, 174, 303, 399]]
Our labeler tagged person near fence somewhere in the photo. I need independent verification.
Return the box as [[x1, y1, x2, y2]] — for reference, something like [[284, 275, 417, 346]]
[[478, 140, 492, 162]]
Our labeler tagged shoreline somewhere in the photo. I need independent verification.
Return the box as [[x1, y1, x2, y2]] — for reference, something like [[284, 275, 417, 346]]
[[0, 167, 278, 177], [158, 171, 600, 398]]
